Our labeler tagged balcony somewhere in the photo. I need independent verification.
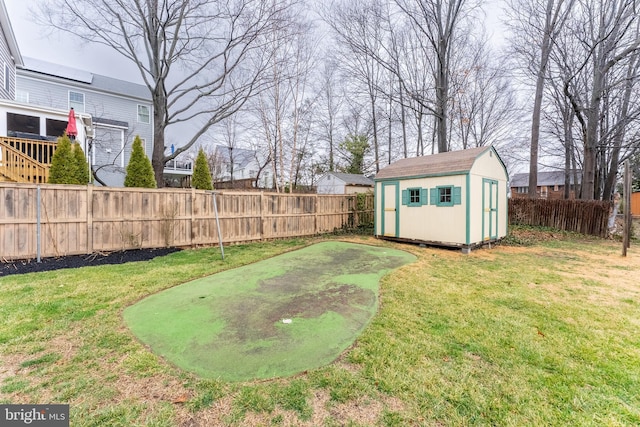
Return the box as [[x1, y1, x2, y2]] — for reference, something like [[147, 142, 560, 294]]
[[0, 136, 56, 183]]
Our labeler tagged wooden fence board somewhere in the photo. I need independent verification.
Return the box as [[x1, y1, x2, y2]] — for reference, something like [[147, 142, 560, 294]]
[[508, 198, 611, 237], [0, 183, 374, 260]]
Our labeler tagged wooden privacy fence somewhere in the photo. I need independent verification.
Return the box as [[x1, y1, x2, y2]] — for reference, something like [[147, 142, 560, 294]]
[[0, 183, 374, 261], [509, 197, 611, 237]]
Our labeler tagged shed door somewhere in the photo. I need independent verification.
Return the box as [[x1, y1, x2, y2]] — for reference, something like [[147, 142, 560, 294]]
[[381, 182, 399, 237], [483, 179, 498, 240]]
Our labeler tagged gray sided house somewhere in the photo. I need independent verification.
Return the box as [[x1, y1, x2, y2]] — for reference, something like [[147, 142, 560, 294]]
[[317, 172, 374, 194], [16, 58, 154, 187], [374, 146, 509, 253], [213, 145, 271, 189], [0, 0, 22, 100]]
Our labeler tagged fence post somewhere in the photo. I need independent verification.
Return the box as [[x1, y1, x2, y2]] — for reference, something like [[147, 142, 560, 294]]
[[191, 187, 195, 248], [86, 185, 93, 255], [314, 194, 318, 235], [260, 191, 264, 241]]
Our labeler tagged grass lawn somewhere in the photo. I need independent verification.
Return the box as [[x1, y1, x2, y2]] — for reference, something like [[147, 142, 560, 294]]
[[1, 228, 639, 426]]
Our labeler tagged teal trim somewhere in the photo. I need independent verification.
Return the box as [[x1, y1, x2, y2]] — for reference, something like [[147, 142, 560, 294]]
[[430, 188, 437, 205], [452, 187, 462, 205], [482, 178, 499, 240], [465, 173, 470, 245], [395, 183, 400, 236], [374, 183, 378, 234], [421, 188, 428, 205], [402, 189, 409, 205], [380, 181, 400, 237]]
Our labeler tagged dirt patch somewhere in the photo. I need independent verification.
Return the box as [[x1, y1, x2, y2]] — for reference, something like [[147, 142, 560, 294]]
[[0, 247, 181, 277]]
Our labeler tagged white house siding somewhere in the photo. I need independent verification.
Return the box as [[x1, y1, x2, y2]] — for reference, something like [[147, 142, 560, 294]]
[[15, 73, 153, 168], [397, 174, 467, 245]]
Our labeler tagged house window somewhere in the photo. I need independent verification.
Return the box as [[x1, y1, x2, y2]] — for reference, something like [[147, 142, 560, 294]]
[[16, 90, 29, 103], [46, 119, 68, 138], [137, 105, 150, 123], [431, 186, 462, 206], [554, 184, 559, 191], [4, 63, 9, 93], [517, 187, 528, 194], [7, 113, 40, 135], [69, 91, 85, 112], [402, 187, 428, 206]]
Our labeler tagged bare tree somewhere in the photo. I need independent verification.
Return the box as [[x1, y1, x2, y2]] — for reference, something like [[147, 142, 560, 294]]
[[557, 0, 640, 199], [506, 0, 576, 198], [393, 0, 479, 153], [324, 0, 387, 171], [39, 0, 294, 186]]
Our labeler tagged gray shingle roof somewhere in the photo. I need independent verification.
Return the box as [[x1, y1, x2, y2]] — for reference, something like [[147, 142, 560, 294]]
[[510, 171, 581, 187], [325, 172, 374, 186], [20, 57, 151, 101], [375, 146, 493, 180]]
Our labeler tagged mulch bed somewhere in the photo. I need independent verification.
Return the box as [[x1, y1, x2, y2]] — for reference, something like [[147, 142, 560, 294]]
[[1, 248, 181, 277]]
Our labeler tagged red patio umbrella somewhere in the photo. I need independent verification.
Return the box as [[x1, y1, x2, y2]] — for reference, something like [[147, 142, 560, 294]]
[[66, 108, 78, 140]]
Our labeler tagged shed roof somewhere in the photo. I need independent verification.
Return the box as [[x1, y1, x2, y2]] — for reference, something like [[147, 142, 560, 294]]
[[375, 146, 498, 180], [510, 171, 581, 187], [323, 172, 374, 186]]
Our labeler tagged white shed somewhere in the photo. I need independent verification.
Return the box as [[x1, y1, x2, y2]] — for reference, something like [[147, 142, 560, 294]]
[[374, 146, 508, 253], [317, 172, 374, 194]]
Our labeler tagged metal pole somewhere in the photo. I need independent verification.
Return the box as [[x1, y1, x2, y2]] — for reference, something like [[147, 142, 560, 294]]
[[36, 185, 41, 263], [212, 192, 224, 260]]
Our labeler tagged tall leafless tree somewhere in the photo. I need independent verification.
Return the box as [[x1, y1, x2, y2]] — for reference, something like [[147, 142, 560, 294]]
[[506, 0, 576, 198], [39, 0, 294, 186]]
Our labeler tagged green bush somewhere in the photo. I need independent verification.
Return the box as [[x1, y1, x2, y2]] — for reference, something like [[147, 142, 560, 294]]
[[125, 136, 157, 188], [48, 134, 77, 184], [72, 142, 90, 184], [192, 148, 213, 190]]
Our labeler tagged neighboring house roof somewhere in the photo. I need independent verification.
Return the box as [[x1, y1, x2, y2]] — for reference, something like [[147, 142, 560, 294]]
[[0, 0, 23, 67], [214, 145, 257, 169], [19, 57, 151, 101], [510, 171, 581, 187], [322, 172, 374, 187], [375, 146, 502, 180]]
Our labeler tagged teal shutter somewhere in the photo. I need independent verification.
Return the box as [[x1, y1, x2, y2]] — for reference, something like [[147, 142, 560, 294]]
[[402, 189, 409, 205], [421, 188, 428, 205], [453, 186, 462, 205], [430, 188, 437, 205]]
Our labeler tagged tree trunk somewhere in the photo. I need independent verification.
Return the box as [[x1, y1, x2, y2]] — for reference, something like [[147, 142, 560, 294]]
[[152, 90, 167, 188]]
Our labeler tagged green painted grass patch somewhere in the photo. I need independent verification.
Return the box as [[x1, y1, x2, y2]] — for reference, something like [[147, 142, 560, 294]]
[[124, 242, 416, 381]]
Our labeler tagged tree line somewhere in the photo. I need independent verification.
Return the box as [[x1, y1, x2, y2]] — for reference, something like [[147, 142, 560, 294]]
[[39, 0, 640, 199]]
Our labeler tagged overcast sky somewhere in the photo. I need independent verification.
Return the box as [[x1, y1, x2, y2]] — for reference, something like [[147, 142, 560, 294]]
[[5, 1, 143, 82], [6, 1, 507, 83]]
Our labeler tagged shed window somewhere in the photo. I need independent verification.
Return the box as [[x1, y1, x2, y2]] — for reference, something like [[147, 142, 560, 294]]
[[430, 186, 462, 206], [402, 187, 428, 206]]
